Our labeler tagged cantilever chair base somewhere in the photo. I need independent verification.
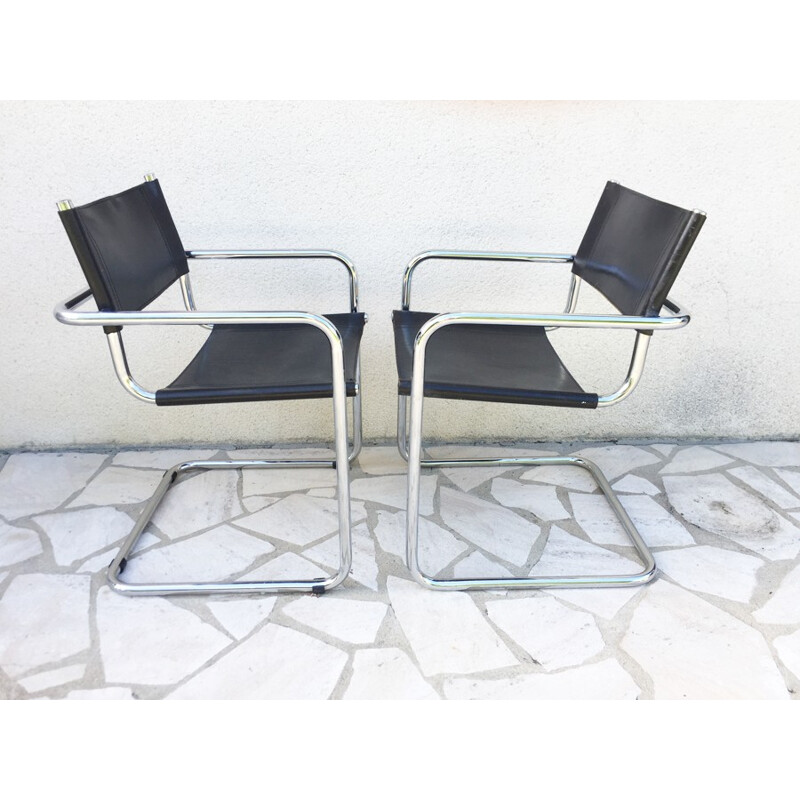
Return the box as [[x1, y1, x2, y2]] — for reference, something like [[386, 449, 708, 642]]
[[108, 456, 352, 597], [406, 453, 656, 591]]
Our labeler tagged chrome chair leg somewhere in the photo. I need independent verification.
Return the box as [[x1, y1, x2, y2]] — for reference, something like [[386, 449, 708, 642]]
[[108, 378, 353, 597], [397, 395, 409, 461], [404, 388, 657, 591]]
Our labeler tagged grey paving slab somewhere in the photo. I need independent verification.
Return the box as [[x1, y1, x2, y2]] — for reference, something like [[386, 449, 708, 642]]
[[1, 441, 799, 700]]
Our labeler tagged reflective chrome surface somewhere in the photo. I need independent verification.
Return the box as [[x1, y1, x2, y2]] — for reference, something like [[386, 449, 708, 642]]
[[403, 321, 658, 590], [398, 246, 690, 591], [401, 250, 574, 310], [178, 274, 213, 330], [186, 250, 360, 313], [394, 297, 689, 460], [177, 268, 361, 460], [57, 283, 365, 450], [53, 182, 365, 595], [397, 395, 409, 461], [596, 331, 651, 407], [106, 332, 156, 403], [564, 273, 582, 315], [102, 312, 353, 596], [56, 290, 357, 594], [55, 239, 363, 594], [411, 305, 690, 337], [55, 291, 351, 330], [406, 456, 655, 590]]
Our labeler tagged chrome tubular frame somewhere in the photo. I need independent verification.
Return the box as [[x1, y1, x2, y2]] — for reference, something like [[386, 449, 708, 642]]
[[179, 274, 213, 330], [397, 249, 690, 591], [54, 293, 356, 597], [181, 249, 363, 460], [401, 249, 574, 310], [106, 331, 157, 403], [397, 255, 583, 460], [186, 249, 359, 314]]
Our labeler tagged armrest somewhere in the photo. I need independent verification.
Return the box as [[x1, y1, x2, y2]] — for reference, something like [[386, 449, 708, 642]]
[[54, 288, 344, 339], [402, 250, 574, 309], [412, 300, 690, 343], [186, 249, 359, 312], [54, 287, 350, 405], [407, 299, 689, 409]]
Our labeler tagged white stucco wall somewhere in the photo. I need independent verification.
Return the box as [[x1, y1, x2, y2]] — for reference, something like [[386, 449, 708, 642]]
[[1, 100, 798, 449]]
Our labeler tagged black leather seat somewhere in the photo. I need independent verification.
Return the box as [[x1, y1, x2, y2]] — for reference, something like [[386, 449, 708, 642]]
[[157, 314, 365, 406], [393, 309, 597, 408]]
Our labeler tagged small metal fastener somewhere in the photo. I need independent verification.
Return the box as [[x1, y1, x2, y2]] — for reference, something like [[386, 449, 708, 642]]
[[57, 199, 74, 211], [144, 172, 157, 182]]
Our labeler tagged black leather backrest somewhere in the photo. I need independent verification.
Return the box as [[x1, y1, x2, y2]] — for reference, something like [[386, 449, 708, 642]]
[[572, 182, 705, 316], [59, 179, 188, 313]]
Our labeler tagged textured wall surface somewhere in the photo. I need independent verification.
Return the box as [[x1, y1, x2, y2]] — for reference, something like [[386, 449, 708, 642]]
[[1, 100, 798, 448]]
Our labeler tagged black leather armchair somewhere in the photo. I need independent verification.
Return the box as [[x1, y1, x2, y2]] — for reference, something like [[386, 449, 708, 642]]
[[393, 181, 705, 590], [55, 174, 366, 597]]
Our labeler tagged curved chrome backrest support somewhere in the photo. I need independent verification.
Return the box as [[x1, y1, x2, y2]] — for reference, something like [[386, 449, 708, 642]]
[[596, 331, 651, 407], [106, 332, 157, 404]]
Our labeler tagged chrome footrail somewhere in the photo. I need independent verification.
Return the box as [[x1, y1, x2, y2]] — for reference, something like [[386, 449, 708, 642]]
[[405, 453, 656, 591], [109, 454, 353, 597]]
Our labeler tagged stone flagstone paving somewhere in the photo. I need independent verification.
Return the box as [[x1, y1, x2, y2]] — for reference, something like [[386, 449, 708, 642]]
[[1, 441, 800, 700]]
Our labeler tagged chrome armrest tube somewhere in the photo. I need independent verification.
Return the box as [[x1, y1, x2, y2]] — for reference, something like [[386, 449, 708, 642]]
[[411, 298, 688, 408], [186, 249, 359, 313], [401, 250, 574, 310], [54, 288, 347, 404], [55, 291, 345, 332], [413, 300, 690, 338]]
